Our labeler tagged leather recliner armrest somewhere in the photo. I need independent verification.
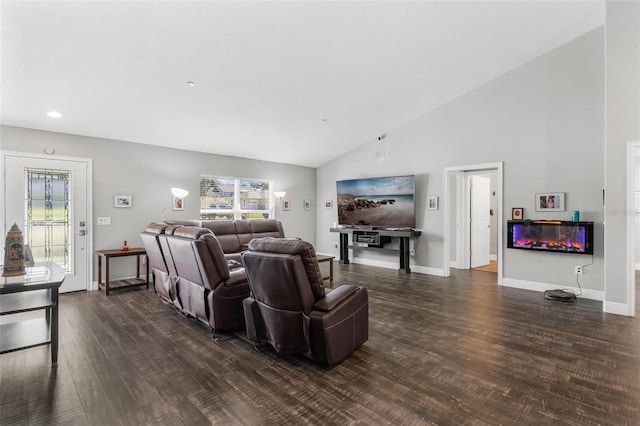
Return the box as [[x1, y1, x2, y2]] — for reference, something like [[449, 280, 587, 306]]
[[225, 268, 248, 287], [313, 285, 358, 312], [227, 259, 243, 270]]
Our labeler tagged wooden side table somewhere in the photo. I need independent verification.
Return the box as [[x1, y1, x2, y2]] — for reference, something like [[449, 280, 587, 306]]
[[316, 255, 335, 286], [96, 248, 149, 296]]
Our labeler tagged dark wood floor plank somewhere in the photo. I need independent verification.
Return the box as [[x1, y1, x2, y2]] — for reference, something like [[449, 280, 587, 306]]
[[2, 265, 640, 425]]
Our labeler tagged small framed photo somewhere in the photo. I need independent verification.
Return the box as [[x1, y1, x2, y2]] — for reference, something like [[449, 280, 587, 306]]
[[325, 200, 333, 209], [283, 199, 291, 211], [304, 199, 311, 211], [512, 207, 524, 220], [535, 192, 565, 212], [427, 196, 439, 210], [114, 195, 132, 208], [172, 196, 185, 211]]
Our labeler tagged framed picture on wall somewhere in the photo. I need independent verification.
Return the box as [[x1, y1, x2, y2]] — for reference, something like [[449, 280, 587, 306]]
[[512, 207, 524, 220], [427, 196, 439, 210], [535, 192, 565, 211], [172, 195, 185, 211], [304, 199, 311, 211], [114, 195, 132, 208], [325, 200, 333, 209], [283, 199, 291, 211]]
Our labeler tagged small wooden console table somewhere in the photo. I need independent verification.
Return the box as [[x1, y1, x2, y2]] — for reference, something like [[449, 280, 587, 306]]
[[330, 227, 421, 273], [316, 254, 335, 285], [0, 263, 65, 366], [96, 247, 149, 296]]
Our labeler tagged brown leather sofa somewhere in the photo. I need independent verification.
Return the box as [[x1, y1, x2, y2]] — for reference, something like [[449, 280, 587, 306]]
[[241, 237, 369, 366], [165, 218, 284, 262], [141, 224, 250, 332]]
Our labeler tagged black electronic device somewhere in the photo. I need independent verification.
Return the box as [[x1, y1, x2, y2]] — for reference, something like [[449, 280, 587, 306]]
[[544, 289, 577, 302], [353, 231, 392, 247]]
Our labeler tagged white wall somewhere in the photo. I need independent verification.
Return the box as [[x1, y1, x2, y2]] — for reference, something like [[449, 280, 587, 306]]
[[0, 126, 316, 281], [316, 27, 605, 294]]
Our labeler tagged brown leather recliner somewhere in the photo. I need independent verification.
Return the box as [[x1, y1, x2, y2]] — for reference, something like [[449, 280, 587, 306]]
[[163, 226, 250, 332], [241, 238, 369, 366], [140, 223, 176, 304]]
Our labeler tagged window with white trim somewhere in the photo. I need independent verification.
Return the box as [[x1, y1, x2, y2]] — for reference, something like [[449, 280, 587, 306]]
[[200, 176, 272, 220]]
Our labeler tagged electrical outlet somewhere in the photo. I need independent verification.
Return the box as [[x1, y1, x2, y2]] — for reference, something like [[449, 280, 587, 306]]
[[410, 249, 416, 256], [575, 266, 583, 275]]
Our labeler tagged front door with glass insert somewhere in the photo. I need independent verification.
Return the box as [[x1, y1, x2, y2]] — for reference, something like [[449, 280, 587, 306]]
[[4, 154, 90, 292]]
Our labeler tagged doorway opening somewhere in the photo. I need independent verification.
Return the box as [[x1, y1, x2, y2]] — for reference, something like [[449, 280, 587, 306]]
[[444, 162, 503, 284]]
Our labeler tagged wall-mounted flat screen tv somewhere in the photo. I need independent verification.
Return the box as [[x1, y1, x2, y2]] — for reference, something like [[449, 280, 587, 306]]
[[336, 175, 416, 229], [507, 220, 594, 255]]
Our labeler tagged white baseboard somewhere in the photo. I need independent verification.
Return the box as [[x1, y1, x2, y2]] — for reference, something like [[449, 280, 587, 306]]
[[411, 264, 447, 277], [603, 300, 633, 316], [501, 278, 604, 301], [490, 254, 497, 261]]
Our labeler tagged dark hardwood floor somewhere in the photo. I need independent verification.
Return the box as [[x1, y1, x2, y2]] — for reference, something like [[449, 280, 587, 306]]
[[2, 264, 640, 425]]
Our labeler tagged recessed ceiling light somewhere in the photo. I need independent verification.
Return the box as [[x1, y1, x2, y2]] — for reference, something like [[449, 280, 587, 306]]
[[321, 118, 328, 123], [47, 111, 62, 119]]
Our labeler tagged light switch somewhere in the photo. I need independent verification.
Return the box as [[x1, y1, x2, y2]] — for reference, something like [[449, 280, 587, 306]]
[[97, 217, 111, 225]]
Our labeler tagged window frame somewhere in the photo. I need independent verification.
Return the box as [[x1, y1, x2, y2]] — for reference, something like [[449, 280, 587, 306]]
[[200, 175, 275, 221]]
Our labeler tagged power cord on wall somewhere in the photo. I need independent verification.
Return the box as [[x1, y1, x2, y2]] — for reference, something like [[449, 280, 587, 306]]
[[573, 254, 595, 297], [410, 236, 420, 255]]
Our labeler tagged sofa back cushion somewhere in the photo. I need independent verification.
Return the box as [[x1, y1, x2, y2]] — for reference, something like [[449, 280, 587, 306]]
[[248, 219, 285, 239], [201, 220, 242, 254], [164, 219, 202, 227], [235, 220, 253, 249]]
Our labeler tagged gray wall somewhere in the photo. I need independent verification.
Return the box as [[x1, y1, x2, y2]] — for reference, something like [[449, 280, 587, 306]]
[[316, 27, 605, 293], [0, 126, 316, 282], [604, 0, 640, 312]]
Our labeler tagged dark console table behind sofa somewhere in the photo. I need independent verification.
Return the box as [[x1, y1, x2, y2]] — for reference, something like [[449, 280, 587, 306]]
[[330, 227, 421, 273]]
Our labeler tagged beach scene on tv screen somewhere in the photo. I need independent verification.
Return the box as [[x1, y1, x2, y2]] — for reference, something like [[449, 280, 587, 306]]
[[337, 176, 415, 228]]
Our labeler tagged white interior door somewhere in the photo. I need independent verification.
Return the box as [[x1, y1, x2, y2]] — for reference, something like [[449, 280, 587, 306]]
[[3, 153, 90, 293], [470, 175, 491, 268]]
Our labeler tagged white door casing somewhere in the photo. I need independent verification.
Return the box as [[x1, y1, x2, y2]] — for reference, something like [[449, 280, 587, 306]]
[[3, 152, 92, 293]]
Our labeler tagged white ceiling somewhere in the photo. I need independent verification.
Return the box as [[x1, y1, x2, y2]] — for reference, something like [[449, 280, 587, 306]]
[[1, 1, 604, 168]]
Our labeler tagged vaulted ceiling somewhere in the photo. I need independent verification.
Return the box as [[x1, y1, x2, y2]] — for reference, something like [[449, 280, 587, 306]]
[[1, 1, 604, 167]]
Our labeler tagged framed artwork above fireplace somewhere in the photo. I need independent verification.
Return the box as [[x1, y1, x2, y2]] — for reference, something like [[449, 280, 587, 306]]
[[535, 192, 565, 211]]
